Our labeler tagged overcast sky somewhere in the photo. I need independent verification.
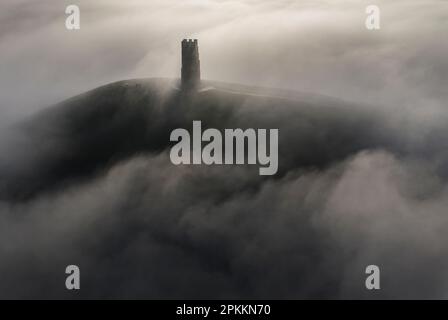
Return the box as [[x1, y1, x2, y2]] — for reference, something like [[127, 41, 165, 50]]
[[0, 0, 447, 123]]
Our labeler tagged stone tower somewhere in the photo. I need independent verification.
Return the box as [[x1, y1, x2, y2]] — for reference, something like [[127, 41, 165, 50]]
[[181, 39, 201, 90]]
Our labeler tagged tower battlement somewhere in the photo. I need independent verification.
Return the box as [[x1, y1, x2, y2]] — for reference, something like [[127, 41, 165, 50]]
[[181, 39, 200, 90], [182, 39, 198, 47]]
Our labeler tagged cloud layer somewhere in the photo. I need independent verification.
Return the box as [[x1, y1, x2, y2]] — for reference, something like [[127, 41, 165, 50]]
[[0, 78, 447, 298]]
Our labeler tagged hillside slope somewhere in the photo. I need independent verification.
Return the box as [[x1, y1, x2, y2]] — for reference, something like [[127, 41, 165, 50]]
[[0, 78, 398, 201]]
